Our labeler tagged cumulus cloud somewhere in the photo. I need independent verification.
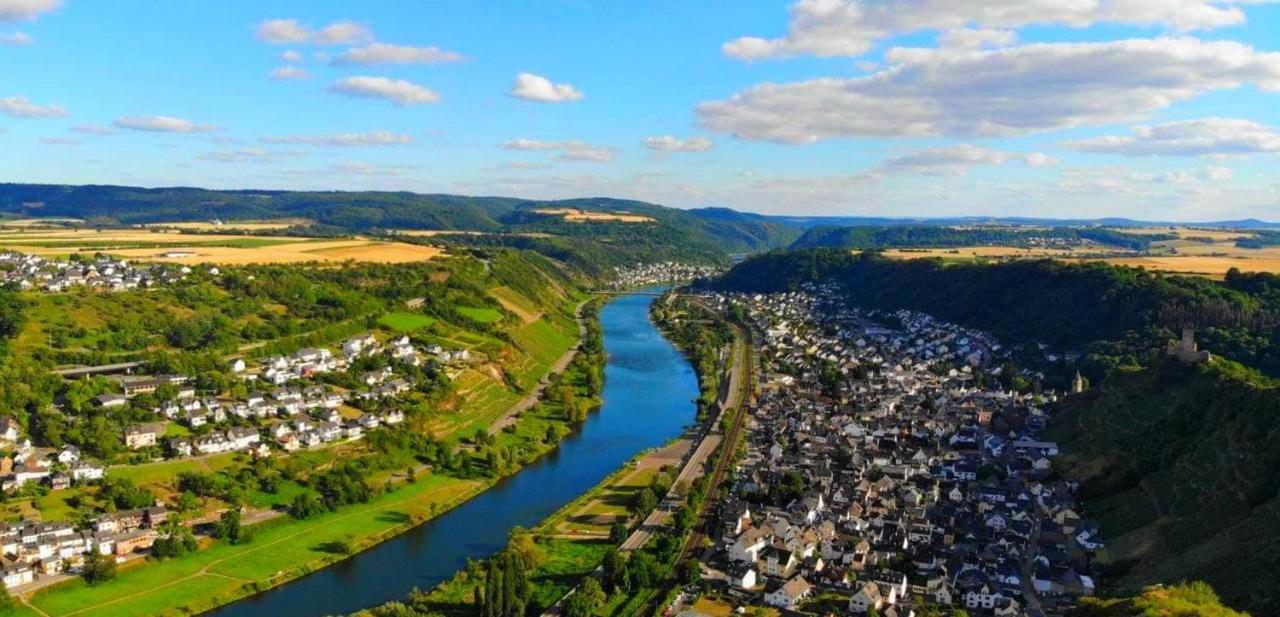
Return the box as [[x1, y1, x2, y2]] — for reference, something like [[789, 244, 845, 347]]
[[334, 42, 465, 66], [279, 50, 303, 62], [698, 38, 1280, 143], [644, 135, 714, 152], [112, 115, 218, 133], [723, 0, 1263, 60], [508, 73, 583, 103], [875, 144, 1052, 175], [270, 66, 309, 81], [254, 18, 370, 45], [330, 76, 440, 105], [501, 138, 615, 162], [1064, 117, 1280, 157], [260, 131, 414, 147], [0, 30, 32, 45], [0, 95, 66, 118], [0, 0, 60, 22]]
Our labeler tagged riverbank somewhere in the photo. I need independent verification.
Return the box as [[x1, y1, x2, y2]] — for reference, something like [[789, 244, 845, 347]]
[[201, 289, 696, 617], [14, 298, 601, 617]]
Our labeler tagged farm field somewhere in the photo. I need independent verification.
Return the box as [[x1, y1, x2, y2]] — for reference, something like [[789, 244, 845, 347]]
[[532, 208, 655, 223], [0, 228, 445, 264], [377, 311, 436, 332], [139, 219, 307, 231], [869, 227, 1280, 277]]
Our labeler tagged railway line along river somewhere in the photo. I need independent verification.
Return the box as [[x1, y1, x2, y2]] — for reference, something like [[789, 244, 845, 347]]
[[207, 289, 699, 617]]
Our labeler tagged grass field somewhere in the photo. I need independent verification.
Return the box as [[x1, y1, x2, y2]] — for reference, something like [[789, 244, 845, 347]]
[[457, 306, 503, 324], [23, 474, 483, 617], [378, 311, 436, 332]]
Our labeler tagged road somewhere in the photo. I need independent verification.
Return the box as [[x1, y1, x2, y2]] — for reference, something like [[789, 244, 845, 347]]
[[488, 300, 589, 435], [620, 323, 749, 551]]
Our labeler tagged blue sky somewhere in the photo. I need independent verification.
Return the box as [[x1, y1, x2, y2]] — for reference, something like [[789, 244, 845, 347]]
[[2, 0, 1279, 220]]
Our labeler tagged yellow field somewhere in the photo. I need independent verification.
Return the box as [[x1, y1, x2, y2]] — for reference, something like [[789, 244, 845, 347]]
[[113, 240, 445, 265], [0, 229, 445, 265], [0, 217, 85, 228], [870, 226, 1280, 277], [533, 208, 655, 223]]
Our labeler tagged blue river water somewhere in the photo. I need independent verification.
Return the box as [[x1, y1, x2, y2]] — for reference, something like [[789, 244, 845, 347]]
[[207, 290, 698, 616]]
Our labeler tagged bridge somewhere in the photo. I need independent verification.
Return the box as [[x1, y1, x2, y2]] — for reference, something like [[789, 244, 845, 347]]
[[55, 361, 145, 378]]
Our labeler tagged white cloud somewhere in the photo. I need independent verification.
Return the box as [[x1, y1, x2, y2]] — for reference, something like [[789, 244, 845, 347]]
[[644, 135, 714, 152], [39, 136, 79, 146], [334, 42, 465, 66], [254, 18, 371, 45], [279, 50, 303, 62], [70, 123, 116, 135], [699, 38, 1280, 143], [255, 18, 310, 44], [723, 0, 1264, 60], [0, 30, 32, 45], [270, 66, 310, 81], [196, 148, 304, 163], [1064, 118, 1280, 157], [331, 76, 440, 105], [112, 115, 218, 133], [314, 21, 371, 45], [875, 144, 1051, 175], [1204, 165, 1234, 181], [500, 138, 615, 162], [937, 28, 1015, 50], [508, 73, 583, 103], [0, 0, 60, 22], [0, 95, 66, 118], [329, 161, 412, 177], [260, 131, 414, 147]]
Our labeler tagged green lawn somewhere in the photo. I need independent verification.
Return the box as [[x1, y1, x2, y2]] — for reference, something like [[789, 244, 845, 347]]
[[27, 474, 483, 617], [378, 311, 436, 332], [457, 306, 503, 324]]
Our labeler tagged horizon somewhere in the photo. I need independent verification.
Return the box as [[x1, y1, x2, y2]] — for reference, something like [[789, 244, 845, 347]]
[[1, 1, 1279, 221]]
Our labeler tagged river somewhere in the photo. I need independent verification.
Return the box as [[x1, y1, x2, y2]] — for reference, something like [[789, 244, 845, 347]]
[[207, 290, 698, 617]]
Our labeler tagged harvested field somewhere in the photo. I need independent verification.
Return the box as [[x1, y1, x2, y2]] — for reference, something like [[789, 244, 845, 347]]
[[533, 208, 654, 223]]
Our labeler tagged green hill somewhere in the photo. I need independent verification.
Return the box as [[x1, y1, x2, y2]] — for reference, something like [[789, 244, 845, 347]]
[[1051, 359, 1280, 615], [0, 184, 800, 263], [1070, 582, 1249, 617], [789, 225, 1159, 251]]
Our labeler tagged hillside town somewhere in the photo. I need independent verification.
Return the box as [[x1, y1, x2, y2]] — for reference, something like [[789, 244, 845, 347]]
[[0, 251, 186, 292], [689, 285, 1102, 617], [0, 329, 473, 589], [609, 262, 722, 290]]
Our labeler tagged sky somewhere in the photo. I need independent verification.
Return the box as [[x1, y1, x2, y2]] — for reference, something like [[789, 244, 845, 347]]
[[2, 0, 1280, 221]]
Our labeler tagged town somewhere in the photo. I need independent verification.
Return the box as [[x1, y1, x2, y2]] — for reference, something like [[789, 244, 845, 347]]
[[0, 328, 469, 590], [680, 285, 1102, 617], [0, 252, 187, 293]]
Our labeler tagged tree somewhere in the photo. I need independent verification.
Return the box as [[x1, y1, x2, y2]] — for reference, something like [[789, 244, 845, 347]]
[[628, 487, 658, 517], [214, 508, 244, 544], [563, 579, 605, 617], [679, 559, 702, 585], [82, 550, 117, 585], [601, 546, 625, 592], [289, 491, 325, 520], [608, 521, 629, 545]]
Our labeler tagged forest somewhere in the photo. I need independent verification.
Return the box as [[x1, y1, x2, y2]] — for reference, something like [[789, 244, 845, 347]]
[[789, 224, 1165, 251]]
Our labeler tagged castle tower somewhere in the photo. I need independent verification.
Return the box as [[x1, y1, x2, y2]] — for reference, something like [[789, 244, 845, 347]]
[[1072, 371, 1085, 394]]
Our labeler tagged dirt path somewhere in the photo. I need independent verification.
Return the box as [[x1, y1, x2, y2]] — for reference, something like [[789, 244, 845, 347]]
[[488, 299, 589, 435]]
